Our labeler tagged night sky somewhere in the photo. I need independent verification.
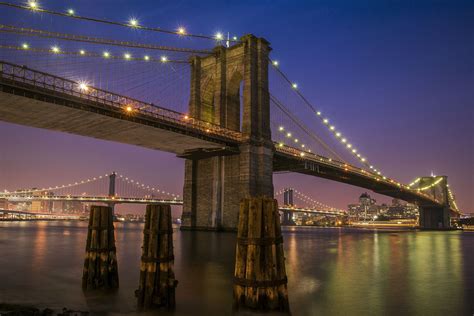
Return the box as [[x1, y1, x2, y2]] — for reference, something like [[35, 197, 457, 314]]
[[0, 0, 472, 213]]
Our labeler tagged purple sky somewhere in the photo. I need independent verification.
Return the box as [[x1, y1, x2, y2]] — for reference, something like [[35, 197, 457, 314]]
[[0, 0, 472, 213]]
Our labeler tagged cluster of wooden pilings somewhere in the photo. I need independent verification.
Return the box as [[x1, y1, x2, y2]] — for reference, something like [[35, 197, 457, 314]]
[[82, 204, 177, 310], [82, 197, 290, 313], [233, 197, 290, 312], [82, 205, 119, 290], [136, 204, 177, 309]]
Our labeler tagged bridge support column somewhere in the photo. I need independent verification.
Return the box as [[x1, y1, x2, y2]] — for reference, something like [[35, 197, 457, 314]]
[[282, 188, 295, 225], [82, 205, 119, 290], [419, 206, 451, 229], [418, 176, 453, 229], [108, 172, 116, 214], [136, 204, 177, 309], [181, 34, 274, 231]]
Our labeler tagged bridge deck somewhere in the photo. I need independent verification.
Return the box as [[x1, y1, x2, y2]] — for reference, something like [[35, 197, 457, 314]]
[[0, 61, 240, 154], [0, 62, 458, 214], [274, 146, 457, 214]]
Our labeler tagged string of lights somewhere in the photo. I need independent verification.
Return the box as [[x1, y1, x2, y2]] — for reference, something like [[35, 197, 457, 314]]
[[408, 177, 421, 188], [116, 174, 180, 198], [0, 1, 238, 42], [1, 44, 188, 63], [270, 94, 346, 162], [268, 61, 458, 205], [293, 189, 344, 212], [417, 177, 444, 191], [407, 177, 444, 191], [275, 188, 344, 212], [447, 187, 459, 211], [274, 124, 312, 157], [0, 24, 213, 54], [0, 173, 110, 194], [269, 57, 382, 176]]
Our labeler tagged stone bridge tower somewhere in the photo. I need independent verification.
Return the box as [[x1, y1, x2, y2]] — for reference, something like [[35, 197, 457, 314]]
[[181, 34, 274, 230]]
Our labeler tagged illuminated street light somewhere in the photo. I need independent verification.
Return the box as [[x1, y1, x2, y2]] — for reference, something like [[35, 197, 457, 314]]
[[77, 81, 89, 91], [129, 18, 139, 27], [28, 1, 38, 10]]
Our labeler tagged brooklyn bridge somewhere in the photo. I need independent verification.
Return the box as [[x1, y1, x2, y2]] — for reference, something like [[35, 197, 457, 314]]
[[0, 0, 469, 313]]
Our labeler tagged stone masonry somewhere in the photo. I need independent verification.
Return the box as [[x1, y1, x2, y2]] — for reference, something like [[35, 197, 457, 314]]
[[181, 34, 274, 230]]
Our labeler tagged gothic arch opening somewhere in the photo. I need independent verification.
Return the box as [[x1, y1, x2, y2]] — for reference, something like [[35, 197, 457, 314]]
[[226, 71, 243, 131]]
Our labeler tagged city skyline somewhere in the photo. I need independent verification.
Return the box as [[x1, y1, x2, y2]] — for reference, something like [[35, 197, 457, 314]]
[[0, 0, 472, 214]]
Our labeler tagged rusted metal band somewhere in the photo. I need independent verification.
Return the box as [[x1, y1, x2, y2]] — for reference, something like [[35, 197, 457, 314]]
[[143, 229, 172, 235], [233, 276, 288, 287], [86, 246, 116, 252], [237, 236, 283, 246], [141, 255, 174, 263]]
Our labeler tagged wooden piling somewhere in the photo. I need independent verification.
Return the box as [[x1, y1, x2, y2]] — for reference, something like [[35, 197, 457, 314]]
[[82, 205, 119, 291], [136, 204, 177, 310], [233, 197, 290, 312]]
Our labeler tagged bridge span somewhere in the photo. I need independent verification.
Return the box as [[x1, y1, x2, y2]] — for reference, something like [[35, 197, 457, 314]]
[[0, 34, 461, 230]]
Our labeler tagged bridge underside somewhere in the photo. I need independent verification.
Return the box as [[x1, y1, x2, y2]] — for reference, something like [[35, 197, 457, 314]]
[[274, 153, 458, 224], [0, 83, 235, 155], [274, 153, 419, 202]]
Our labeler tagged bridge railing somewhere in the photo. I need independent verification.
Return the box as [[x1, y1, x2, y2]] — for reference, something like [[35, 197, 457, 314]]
[[0, 61, 242, 142]]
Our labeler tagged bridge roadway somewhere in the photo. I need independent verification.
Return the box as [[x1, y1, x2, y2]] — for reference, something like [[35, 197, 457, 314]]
[[1, 196, 344, 216], [0, 61, 455, 214], [0, 208, 82, 219], [3, 194, 183, 205]]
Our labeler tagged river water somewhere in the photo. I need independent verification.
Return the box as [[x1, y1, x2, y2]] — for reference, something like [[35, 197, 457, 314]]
[[0, 221, 473, 315]]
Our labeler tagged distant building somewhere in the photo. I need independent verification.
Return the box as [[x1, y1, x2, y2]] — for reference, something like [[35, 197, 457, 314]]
[[30, 190, 53, 213], [348, 193, 418, 220], [62, 200, 86, 214], [0, 198, 8, 210]]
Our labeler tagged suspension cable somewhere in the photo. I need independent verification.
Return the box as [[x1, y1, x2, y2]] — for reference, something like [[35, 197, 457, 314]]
[[0, 2, 238, 42], [269, 57, 380, 173], [270, 94, 346, 162], [0, 44, 189, 63], [0, 24, 212, 54]]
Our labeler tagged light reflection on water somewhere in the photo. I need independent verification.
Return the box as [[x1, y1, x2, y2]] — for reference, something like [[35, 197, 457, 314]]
[[0, 222, 472, 315]]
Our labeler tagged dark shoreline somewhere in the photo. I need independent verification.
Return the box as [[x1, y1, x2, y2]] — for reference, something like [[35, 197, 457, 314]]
[[0, 304, 89, 316]]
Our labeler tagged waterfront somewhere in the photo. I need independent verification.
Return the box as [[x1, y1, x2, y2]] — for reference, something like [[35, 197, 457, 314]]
[[0, 221, 473, 315]]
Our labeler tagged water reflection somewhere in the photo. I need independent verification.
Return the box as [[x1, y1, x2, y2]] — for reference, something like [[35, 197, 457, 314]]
[[0, 222, 472, 315]]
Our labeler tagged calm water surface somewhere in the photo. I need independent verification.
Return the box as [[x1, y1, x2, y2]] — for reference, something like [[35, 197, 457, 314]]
[[0, 221, 473, 315]]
